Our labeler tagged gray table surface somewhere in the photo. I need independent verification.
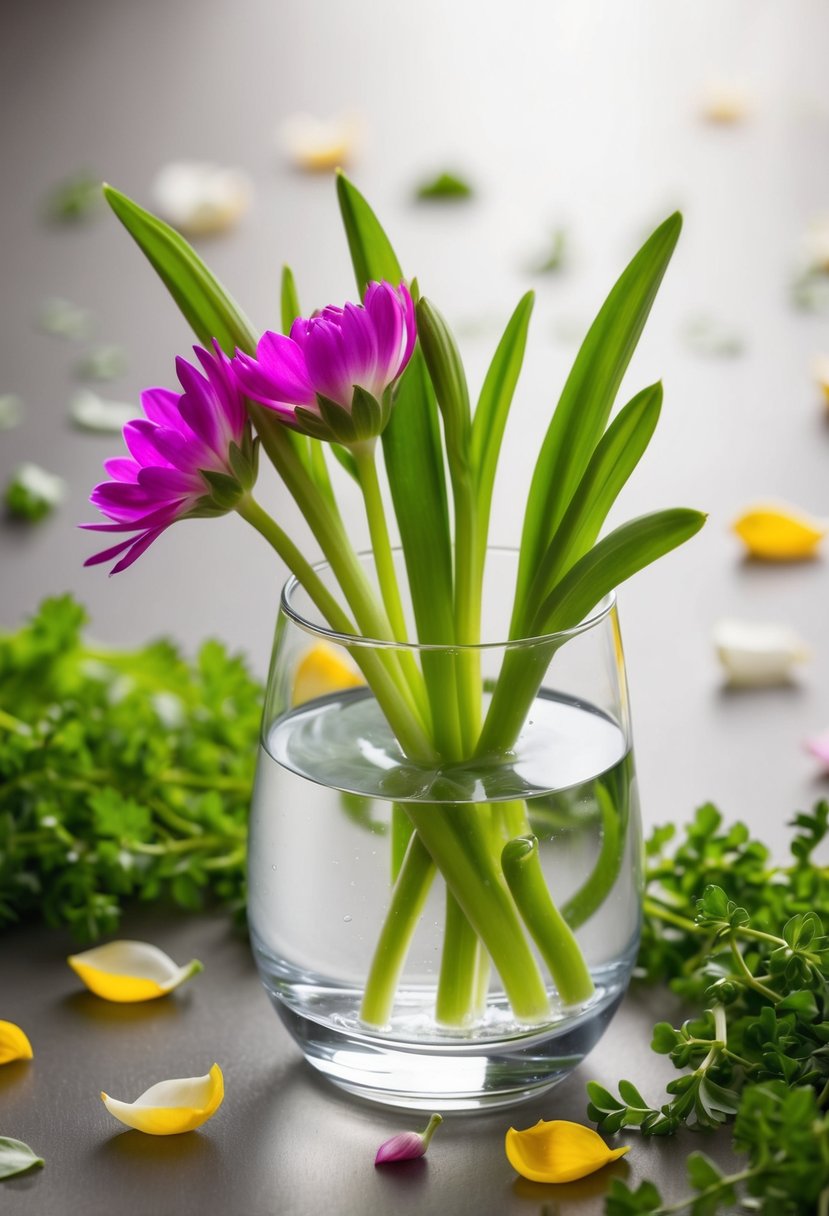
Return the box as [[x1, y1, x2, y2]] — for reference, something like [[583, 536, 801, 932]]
[[2, 1, 828, 1213]]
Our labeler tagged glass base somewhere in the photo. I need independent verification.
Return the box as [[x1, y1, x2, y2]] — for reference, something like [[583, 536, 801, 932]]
[[256, 944, 634, 1112]]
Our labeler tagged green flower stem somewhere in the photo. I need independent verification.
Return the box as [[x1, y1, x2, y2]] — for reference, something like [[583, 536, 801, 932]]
[[501, 835, 595, 1006], [560, 782, 623, 929], [360, 832, 436, 1028], [235, 493, 435, 763], [252, 412, 433, 750], [351, 440, 431, 728], [436, 892, 483, 1027], [352, 440, 409, 644], [402, 802, 550, 1023], [475, 642, 557, 760]]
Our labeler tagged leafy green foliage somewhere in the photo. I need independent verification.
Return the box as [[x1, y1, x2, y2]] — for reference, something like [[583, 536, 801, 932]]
[[44, 171, 101, 223], [592, 803, 829, 1214], [0, 596, 261, 940]]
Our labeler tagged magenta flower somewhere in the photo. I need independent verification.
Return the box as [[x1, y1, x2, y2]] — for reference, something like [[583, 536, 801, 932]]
[[806, 730, 829, 768], [374, 1113, 442, 1166], [231, 281, 416, 444], [82, 343, 254, 574]]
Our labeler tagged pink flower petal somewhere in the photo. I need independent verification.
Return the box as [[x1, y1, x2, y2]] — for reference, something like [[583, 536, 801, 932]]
[[806, 730, 829, 767]]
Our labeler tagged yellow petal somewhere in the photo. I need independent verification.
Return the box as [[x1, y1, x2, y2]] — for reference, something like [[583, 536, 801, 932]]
[[732, 504, 826, 560], [0, 1020, 33, 1065], [68, 940, 203, 1003], [505, 1119, 629, 1184], [279, 113, 360, 172], [101, 1063, 223, 1135], [292, 642, 364, 707], [814, 356, 829, 405]]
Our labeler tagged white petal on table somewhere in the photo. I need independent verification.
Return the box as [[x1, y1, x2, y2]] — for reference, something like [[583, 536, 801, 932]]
[[151, 162, 252, 236], [713, 619, 810, 686]]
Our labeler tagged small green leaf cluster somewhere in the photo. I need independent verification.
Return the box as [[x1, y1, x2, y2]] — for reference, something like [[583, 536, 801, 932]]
[[590, 803, 829, 1214], [0, 595, 261, 940]]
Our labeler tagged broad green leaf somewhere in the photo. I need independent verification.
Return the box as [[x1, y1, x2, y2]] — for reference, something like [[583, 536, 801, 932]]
[[336, 174, 453, 645], [280, 264, 301, 333], [523, 383, 663, 619], [470, 292, 534, 570], [0, 1136, 44, 1180], [103, 185, 257, 356], [335, 170, 403, 292], [535, 508, 706, 635], [513, 213, 682, 633]]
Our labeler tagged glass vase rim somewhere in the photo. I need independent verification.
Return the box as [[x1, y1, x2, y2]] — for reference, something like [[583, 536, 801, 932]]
[[280, 546, 618, 653]]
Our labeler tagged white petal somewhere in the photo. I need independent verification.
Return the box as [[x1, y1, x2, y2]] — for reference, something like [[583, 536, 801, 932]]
[[713, 619, 809, 686], [151, 162, 252, 236], [70, 389, 135, 434], [69, 940, 196, 991], [12, 463, 65, 506]]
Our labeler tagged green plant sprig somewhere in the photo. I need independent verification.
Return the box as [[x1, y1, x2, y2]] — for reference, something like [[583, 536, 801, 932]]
[[589, 802, 829, 1215], [0, 595, 261, 940]]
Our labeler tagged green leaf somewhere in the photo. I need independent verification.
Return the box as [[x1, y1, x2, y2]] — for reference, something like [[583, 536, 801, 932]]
[[103, 185, 257, 356], [336, 174, 453, 644], [513, 213, 683, 632], [534, 508, 706, 635], [0, 1137, 44, 1180], [470, 292, 534, 569], [618, 1078, 649, 1109], [586, 1081, 625, 1111], [414, 170, 474, 201], [686, 1151, 723, 1190], [335, 171, 402, 295], [524, 383, 663, 619]]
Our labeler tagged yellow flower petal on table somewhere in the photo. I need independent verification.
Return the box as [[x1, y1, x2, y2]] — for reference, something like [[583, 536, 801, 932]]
[[68, 940, 203, 1003], [101, 1063, 223, 1135], [292, 642, 365, 707], [279, 112, 360, 172], [732, 504, 826, 560], [505, 1119, 629, 1184], [814, 356, 829, 405], [0, 1020, 33, 1065]]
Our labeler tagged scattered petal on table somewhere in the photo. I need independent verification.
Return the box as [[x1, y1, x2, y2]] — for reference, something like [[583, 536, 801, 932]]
[[713, 619, 809, 687], [68, 940, 203, 1002], [698, 82, 752, 124], [151, 162, 252, 236], [805, 730, 829, 768], [732, 504, 826, 560], [0, 394, 24, 430], [279, 112, 360, 172], [101, 1064, 223, 1135], [681, 314, 744, 358], [0, 1137, 44, 1180], [292, 642, 364, 707], [0, 1021, 33, 1065], [4, 463, 66, 523], [505, 1118, 629, 1184], [803, 216, 829, 274], [813, 355, 829, 405], [37, 297, 94, 340], [375, 1113, 443, 1165], [74, 345, 128, 383], [69, 389, 135, 434]]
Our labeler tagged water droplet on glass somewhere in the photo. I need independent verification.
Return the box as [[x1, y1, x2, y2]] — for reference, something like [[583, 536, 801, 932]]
[[343, 914, 353, 923]]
